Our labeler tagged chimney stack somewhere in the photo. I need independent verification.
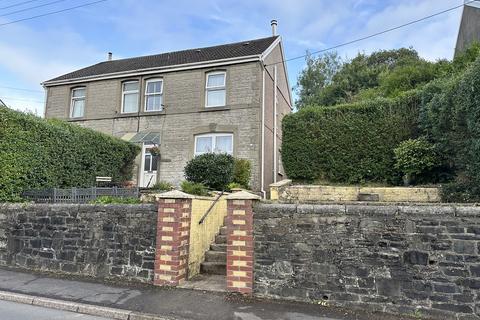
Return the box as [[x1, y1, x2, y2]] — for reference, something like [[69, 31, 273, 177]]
[[107, 52, 113, 61], [271, 19, 278, 36]]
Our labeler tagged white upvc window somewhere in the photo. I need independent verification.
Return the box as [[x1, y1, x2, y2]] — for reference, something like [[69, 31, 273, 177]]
[[145, 79, 163, 112], [70, 87, 86, 118], [205, 71, 226, 107], [195, 133, 233, 156], [122, 81, 139, 113]]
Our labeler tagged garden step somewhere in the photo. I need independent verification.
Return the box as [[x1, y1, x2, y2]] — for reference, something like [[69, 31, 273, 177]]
[[215, 235, 227, 244], [200, 261, 226, 275], [210, 243, 227, 252], [205, 251, 226, 262]]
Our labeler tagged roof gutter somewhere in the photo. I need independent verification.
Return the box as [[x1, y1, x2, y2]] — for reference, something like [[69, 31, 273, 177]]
[[42, 55, 262, 87]]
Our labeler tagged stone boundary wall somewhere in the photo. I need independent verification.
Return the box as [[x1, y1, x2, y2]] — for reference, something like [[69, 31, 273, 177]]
[[270, 180, 440, 203], [254, 203, 480, 320], [0, 204, 157, 283]]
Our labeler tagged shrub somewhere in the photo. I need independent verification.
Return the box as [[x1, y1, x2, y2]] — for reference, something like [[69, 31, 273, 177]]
[[151, 181, 174, 191], [233, 159, 251, 188], [227, 182, 243, 191], [281, 92, 420, 184], [394, 138, 439, 185], [184, 153, 234, 190], [180, 180, 209, 196], [90, 196, 141, 204], [0, 106, 140, 202]]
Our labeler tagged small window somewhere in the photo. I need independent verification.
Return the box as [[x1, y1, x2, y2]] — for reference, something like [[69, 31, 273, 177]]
[[70, 87, 85, 118], [122, 81, 139, 113], [205, 72, 226, 107], [145, 79, 163, 112], [195, 133, 233, 156]]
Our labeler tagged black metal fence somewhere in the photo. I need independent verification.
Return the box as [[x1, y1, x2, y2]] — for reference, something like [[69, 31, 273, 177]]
[[21, 187, 140, 204]]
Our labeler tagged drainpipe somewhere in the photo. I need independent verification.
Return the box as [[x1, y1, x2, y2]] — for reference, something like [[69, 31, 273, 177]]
[[273, 65, 278, 184], [260, 66, 266, 199]]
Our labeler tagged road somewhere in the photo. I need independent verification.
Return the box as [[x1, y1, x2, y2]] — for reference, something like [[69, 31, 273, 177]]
[[0, 300, 111, 320]]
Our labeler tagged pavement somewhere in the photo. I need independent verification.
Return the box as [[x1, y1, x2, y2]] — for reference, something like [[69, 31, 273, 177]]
[[0, 268, 416, 320], [0, 300, 111, 320]]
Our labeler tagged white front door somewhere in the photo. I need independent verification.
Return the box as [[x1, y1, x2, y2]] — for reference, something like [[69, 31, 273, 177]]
[[140, 144, 158, 188]]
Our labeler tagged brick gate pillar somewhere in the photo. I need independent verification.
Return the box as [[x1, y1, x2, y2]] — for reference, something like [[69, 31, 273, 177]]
[[154, 190, 194, 286], [225, 191, 261, 295]]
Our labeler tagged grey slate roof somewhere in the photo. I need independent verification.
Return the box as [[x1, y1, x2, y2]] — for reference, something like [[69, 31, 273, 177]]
[[45, 36, 278, 83]]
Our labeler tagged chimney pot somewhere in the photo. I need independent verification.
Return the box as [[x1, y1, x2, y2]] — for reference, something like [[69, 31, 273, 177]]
[[271, 19, 278, 36], [107, 52, 113, 61]]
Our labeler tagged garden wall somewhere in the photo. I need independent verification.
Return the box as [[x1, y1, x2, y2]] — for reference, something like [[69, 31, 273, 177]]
[[270, 180, 440, 203], [254, 203, 480, 320], [0, 203, 157, 283]]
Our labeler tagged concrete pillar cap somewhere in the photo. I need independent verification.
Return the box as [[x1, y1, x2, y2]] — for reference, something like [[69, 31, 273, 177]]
[[225, 190, 261, 200], [156, 190, 194, 199]]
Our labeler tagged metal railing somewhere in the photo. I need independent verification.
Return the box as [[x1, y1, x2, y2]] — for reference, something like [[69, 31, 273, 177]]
[[21, 187, 139, 204], [198, 191, 224, 224]]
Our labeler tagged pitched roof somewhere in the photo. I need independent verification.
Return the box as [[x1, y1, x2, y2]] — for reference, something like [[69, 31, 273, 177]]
[[45, 36, 279, 84]]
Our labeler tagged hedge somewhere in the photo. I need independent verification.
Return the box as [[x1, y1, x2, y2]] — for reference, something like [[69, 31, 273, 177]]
[[281, 92, 420, 184], [419, 57, 480, 201], [0, 106, 140, 202]]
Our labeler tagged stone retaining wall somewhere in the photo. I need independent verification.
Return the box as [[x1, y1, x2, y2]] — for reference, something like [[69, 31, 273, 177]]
[[0, 204, 157, 283], [254, 203, 480, 320], [270, 180, 440, 203]]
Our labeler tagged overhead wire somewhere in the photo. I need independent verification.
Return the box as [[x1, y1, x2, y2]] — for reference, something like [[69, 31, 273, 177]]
[[265, 0, 476, 66]]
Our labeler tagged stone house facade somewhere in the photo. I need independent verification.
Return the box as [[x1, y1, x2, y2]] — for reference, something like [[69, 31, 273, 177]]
[[42, 25, 291, 196]]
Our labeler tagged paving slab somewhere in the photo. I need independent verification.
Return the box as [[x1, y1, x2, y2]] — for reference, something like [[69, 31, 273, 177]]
[[0, 267, 417, 320]]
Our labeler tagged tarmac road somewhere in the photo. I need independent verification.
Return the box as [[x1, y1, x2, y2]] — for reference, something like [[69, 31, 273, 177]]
[[0, 300, 112, 320]]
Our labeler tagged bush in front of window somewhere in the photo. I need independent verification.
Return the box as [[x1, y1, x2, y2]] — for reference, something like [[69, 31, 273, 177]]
[[180, 180, 209, 196], [0, 106, 140, 202], [184, 153, 234, 191]]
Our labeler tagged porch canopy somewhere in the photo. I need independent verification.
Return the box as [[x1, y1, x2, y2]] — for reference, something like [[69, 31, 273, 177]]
[[122, 131, 160, 145]]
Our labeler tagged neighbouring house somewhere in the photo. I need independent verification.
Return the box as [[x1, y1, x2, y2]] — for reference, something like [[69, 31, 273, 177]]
[[455, 0, 480, 56], [42, 21, 292, 196]]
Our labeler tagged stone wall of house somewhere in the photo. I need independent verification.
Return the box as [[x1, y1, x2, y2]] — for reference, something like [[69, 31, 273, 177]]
[[45, 62, 264, 190], [0, 204, 157, 283], [254, 203, 480, 320]]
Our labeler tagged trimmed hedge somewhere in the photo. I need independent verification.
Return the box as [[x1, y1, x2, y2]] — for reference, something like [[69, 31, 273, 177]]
[[282, 92, 420, 184], [419, 57, 480, 201], [0, 106, 140, 202]]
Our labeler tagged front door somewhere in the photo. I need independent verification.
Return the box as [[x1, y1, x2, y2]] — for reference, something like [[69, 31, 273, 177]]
[[140, 144, 158, 188]]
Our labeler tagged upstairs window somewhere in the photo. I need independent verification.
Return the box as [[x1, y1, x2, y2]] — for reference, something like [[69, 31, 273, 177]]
[[145, 79, 163, 112], [195, 133, 233, 156], [122, 81, 139, 113], [70, 87, 85, 118], [205, 71, 226, 107]]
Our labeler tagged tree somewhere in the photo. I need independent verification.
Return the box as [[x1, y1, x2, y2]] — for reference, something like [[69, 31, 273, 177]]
[[295, 51, 342, 109], [295, 48, 427, 108]]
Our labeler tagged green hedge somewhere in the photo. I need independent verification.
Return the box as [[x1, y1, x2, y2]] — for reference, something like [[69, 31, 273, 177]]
[[0, 106, 140, 202], [282, 92, 420, 184], [419, 57, 480, 201]]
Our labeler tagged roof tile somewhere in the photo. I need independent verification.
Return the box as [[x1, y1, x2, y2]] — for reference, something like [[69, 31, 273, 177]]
[[45, 36, 278, 83]]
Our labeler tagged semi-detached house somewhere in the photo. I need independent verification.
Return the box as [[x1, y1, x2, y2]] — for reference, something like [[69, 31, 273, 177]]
[[42, 22, 292, 196]]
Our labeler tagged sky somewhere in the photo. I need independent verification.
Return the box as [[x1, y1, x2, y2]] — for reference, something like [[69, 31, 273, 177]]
[[0, 0, 467, 115]]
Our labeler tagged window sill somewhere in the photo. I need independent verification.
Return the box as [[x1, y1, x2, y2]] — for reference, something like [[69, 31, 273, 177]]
[[200, 107, 230, 112], [68, 117, 85, 122], [140, 110, 166, 116]]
